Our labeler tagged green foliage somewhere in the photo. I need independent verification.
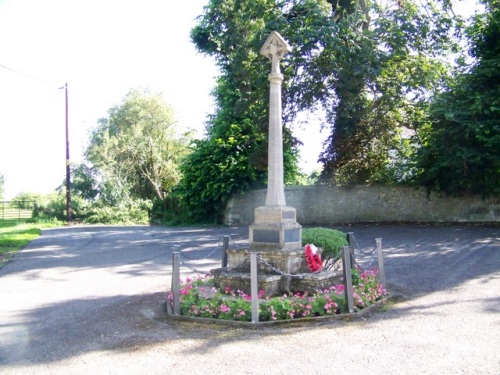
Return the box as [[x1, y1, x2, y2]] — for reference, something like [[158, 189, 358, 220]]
[[70, 163, 100, 202], [183, 0, 305, 223], [187, 0, 464, 206], [351, 267, 387, 308], [8, 189, 151, 225], [27, 189, 151, 224], [86, 88, 192, 201], [317, 1, 462, 184], [415, 0, 500, 196], [32, 191, 86, 222], [0, 224, 39, 249], [68, 88, 194, 224], [259, 289, 345, 320], [178, 123, 268, 223], [10, 192, 42, 210], [169, 272, 387, 322], [150, 192, 192, 225], [302, 227, 348, 268], [83, 198, 152, 225]]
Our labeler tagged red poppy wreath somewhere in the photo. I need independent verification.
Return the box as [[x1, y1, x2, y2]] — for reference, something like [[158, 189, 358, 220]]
[[304, 244, 322, 272]]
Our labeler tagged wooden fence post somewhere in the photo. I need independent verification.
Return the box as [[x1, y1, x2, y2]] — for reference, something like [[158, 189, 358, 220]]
[[376, 238, 386, 289], [250, 252, 259, 323], [221, 235, 229, 268], [342, 246, 354, 313], [171, 252, 180, 315]]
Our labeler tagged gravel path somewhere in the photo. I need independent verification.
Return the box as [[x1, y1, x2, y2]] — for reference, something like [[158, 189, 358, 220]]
[[0, 224, 498, 374]]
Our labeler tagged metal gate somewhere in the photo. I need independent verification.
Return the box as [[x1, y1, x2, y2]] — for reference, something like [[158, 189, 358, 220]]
[[0, 201, 35, 220]]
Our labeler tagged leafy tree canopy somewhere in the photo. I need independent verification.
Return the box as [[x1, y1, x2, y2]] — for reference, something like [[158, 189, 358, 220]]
[[11, 192, 44, 207], [187, 0, 464, 209], [415, 0, 500, 196], [85, 89, 192, 201], [181, 0, 306, 222], [311, 0, 462, 184]]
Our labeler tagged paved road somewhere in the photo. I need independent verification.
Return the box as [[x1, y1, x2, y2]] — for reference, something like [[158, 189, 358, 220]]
[[0, 224, 498, 374]]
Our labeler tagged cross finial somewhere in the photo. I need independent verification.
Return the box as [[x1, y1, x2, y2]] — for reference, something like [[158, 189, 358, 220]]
[[260, 31, 292, 74]]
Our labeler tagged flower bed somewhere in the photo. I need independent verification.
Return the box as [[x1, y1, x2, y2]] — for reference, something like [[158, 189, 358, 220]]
[[167, 267, 387, 322]]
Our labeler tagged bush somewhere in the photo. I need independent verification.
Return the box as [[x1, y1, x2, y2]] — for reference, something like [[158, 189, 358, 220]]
[[83, 199, 152, 225], [150, 192, 194, 225], [302, 227, 348, 269], [32, 192, 87, 222]]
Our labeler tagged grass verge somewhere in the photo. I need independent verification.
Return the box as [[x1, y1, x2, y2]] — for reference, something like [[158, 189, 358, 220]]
[[0, 219, 62, 268]]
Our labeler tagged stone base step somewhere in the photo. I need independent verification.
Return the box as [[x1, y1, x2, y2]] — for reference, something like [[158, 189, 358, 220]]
[[211, 268, 342, 297]]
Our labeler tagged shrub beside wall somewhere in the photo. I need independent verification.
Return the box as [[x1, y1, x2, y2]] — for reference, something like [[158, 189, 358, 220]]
[[224, 185, 500, 226]]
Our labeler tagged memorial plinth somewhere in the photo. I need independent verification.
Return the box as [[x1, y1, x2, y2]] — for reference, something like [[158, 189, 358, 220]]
[[250, 206, 301, 250]]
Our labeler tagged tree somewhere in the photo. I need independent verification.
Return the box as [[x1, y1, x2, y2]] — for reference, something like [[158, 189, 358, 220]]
[[188, 0, 462, 205], [10, 192, 43, 209], [86, 89, 192, 201], [183, 0, 305, 222], [415, 0, 500, 196], [309, 1, 461, 184], [69, 163, 101, 202]]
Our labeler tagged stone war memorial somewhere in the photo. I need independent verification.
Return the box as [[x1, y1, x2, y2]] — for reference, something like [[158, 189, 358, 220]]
[[212, 32, 339, 296], [168, 31, 387, 323]]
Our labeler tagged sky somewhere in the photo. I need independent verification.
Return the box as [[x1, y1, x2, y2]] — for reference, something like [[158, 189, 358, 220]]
[[0, 0, 479, 199], [0, 0, 327, 199], [0, 0, 212, 198]]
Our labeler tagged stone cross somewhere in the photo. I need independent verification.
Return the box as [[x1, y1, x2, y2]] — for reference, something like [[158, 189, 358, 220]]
[[260, 31, 292, 207]]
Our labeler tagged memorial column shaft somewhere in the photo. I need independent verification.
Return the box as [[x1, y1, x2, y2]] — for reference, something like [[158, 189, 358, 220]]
[[266, 73, 286, 207]]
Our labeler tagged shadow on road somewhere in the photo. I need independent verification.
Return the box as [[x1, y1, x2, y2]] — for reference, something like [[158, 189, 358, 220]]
[[0, 224, 498, 366]]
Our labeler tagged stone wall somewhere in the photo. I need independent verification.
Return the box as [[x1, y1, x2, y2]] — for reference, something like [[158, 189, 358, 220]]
[[224, 185, 500, 225]]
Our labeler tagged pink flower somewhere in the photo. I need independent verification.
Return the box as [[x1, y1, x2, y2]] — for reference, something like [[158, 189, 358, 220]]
[[271, 309, 277, 321]]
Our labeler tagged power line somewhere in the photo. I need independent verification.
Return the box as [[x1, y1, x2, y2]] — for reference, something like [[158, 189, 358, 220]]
[[0, 62, 58, 86]]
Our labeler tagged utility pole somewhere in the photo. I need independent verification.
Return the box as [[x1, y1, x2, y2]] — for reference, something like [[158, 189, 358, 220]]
[[63, 83, 71, 222]]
